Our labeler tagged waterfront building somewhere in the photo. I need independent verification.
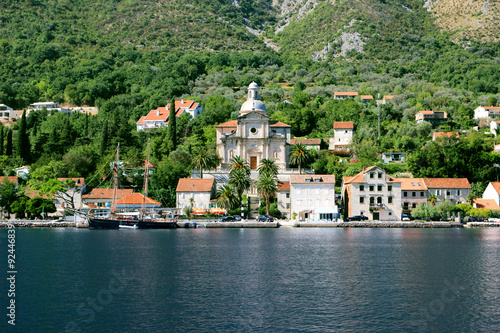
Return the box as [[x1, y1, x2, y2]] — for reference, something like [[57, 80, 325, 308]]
[[176, 178, 216, 211], [422, 178, 470, 205], [277, 181, 291, 219], [342, 166, 402, 220], [290, 175, 337, 221], [396, 178, 427, 214]]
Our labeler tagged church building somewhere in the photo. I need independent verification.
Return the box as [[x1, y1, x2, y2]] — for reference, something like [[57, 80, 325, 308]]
[[215, 82, 291, 170]]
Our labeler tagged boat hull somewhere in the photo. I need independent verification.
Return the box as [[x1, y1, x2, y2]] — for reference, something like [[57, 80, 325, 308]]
[[137, 220, 179, 229], [88, 218, 121, 229]]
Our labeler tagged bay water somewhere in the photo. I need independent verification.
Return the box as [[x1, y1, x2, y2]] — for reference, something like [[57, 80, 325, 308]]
[[1, 227, 499, 332]]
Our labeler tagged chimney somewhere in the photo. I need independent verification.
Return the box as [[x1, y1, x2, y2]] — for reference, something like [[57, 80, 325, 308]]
[[181, 99, 184, 104], [156, 109, 160, 116]]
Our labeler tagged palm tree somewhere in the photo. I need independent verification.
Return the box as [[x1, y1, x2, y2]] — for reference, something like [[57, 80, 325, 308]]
[[189, 197, 195, 208], [258, 158, 279, 177], [428, 194, 437, 207], [289, 143, 309, 175], [256, 172, 278, 216], [216, 185, 238, 211], [192, 147, 221, 178], [229, 168, 251, 205], [228, 155, 250, 176]]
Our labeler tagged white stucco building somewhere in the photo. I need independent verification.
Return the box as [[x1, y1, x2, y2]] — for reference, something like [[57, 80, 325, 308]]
[[216, 82, 291, 170], [0, 104, 17, 122], [290, 175, 337, 221], [137, 100, 202, 131], [176, 178, 216, 210], [330, 121, 353, 150], [482, 182, 500, 206], [474, 106, 500, 120]]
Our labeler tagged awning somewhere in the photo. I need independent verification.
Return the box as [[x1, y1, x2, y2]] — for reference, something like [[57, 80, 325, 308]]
[[315, 208, 338, 214]]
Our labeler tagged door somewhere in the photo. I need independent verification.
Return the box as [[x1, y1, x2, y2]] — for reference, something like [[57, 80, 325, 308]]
[[250, 156, 257, 169], [373, 212, 380, 221]]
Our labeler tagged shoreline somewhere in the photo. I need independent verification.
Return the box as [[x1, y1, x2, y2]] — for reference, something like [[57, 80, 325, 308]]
[[1, 219, 500, 228]]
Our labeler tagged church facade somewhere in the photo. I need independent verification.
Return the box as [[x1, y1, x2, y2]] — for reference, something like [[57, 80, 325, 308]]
[[215, 82, 291, 170]]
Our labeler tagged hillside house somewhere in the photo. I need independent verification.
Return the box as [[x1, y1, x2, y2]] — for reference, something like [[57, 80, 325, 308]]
[[176, 178, 216, 211], [334, 92, 358, 100], [432, 132, 460, 141], [342, 166, 402, 221], [290, 138, 322, 150], [481, 182, 500, 207], [474, 106, 500, 120], [415, 110, 448, 125], [361, 95, 373, 103], [27, 102, 69, 116], [382, 152, 405, 163], [137, 99, 203, 131], [330, 121, 353, 150], [13, 166, 30, 179], [290, 175, 337, 221], [0, 104, 18, 122], [115, 193, 161, 212]]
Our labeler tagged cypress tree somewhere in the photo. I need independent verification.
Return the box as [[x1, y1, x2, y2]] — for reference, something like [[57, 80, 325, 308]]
[[100, 121, 108, 156], [16, 110, 30, 162], [167, 96, 177, 151], [6, 129, 12, 156], [0, 126, 4, 155]]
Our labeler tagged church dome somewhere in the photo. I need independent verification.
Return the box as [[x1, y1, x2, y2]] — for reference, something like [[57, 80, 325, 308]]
[[239, 82, 267, 114]]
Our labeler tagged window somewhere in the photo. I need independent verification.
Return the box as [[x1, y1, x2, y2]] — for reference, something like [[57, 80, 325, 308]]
[[250, 127, 257, 134], [286, 203, 290, 209], [388, 196, 393, 204], [389, 212, 392, 216], [370, 173, 374, 179], [456, 190, 461, 196], [420, 192, 424, 197], [412, 203, 417, 208], [229, 150, 234, 158], [446, 190, 451, 196], [360, 185, 365, 191], [388, 185, 392, 191], [273, 150, 278, 159], [412, 192, 416, 197], [436, 190, 441, 195], [378, 185, 382, 191], [360, 197, 364, 203], [286, 193, 290, 198], [403, 191, 408, 197], [377, 197, 382, 204], [369, 185, 374, 191], [370, 197, 375, 204], [378, 173, 382, 179]]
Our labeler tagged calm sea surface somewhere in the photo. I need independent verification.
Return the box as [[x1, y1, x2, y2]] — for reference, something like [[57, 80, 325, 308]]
[[1, 227, 500, 332]]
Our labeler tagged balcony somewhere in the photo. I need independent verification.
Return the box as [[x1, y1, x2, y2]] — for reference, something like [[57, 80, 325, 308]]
[[369, 203, 385, 210]]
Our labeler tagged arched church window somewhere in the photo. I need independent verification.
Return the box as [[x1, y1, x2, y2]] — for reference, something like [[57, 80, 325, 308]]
[[229, 150, 234, 158], [273, 150, 278, 159]]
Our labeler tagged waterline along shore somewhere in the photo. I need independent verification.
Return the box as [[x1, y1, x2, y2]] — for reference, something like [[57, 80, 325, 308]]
[[1, 220, 500, 228]]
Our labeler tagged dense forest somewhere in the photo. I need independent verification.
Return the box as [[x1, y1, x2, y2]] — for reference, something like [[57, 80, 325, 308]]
[[0, 0, 499, 216]]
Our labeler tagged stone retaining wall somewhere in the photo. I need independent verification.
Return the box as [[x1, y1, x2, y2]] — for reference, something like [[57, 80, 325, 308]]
[[0, 220, 76, 228], [295, 221, 464, 228]]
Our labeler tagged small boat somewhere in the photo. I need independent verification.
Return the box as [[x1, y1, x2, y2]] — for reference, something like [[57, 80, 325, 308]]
[[119, 224, 138, 229]]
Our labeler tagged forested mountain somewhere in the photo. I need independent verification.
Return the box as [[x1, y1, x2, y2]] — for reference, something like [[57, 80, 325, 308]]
[[0, 0, 499, 215]]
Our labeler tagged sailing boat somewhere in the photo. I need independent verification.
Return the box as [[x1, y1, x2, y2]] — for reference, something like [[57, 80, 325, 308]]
[[137, 138, 178, 229], [88, 143, 125, 229], [88, 140, 178, 229]]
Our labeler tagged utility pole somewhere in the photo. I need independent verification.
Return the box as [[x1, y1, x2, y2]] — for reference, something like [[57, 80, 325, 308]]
[[377, 93, 381, 141]]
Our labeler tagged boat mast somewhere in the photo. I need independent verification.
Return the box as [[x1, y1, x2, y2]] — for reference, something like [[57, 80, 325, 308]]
[[142, 138, 150, 219], [111, 142, 120, 215]]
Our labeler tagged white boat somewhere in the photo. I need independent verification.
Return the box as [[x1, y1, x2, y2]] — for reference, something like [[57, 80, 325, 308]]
[[119, 224, 138, 229]]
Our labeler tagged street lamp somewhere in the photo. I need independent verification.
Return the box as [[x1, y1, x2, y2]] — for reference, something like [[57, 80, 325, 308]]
[[241, 201, 244, 220]]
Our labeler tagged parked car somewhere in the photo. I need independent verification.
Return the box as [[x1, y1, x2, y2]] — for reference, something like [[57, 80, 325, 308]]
[[463, 216, 484, 222], [219, 216, 236, 222], [345, 215, 368, 222], [233, 215, 242, 221], [257, 215, 274, 222], [401, 214, 414, 221]]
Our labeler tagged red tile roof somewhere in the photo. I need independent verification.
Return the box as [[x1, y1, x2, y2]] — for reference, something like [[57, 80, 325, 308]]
[[115, 192, 161, 206], [384, 95, 394, 100], [474, 199, 500, 210], [334, 121, 354, 129], [361, 95, 373, 99], [290, 175, 335, 184], [57, 178, 85, 186], [483, 106, 500, 110], [343, 166, 400, 184], [139, 100, 199, 124], [433, 132, 459, 139], [395, 178, 427, 190], [278, 181, 290, 191], [423, 178, 471, 188], [0, 176, 18, 184], [270, 121, 291, 128], [176, 178, 215, 192], [334, 92, 358, 96], [290, 138, 321, 145], [137, 116, 146, 125], [83, 188, 134, 200], [215, 120, 238, 128]]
